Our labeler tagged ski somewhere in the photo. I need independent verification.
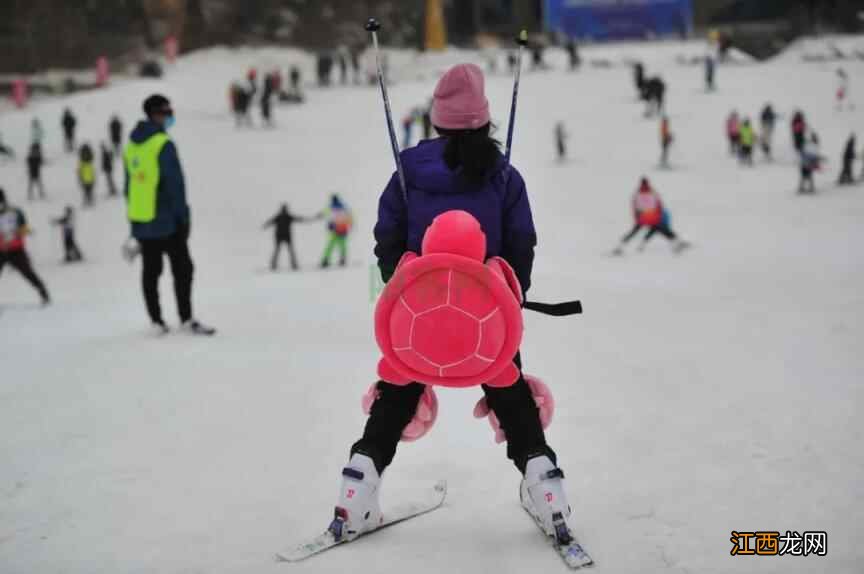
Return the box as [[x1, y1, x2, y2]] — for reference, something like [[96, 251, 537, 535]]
[[521, 494, 594, 569], [275, 480, 446, 562]]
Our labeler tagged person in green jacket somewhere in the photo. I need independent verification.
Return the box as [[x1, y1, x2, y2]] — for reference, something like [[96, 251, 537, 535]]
[[320, 194, 353, 268], [738, 118, 755, 166]]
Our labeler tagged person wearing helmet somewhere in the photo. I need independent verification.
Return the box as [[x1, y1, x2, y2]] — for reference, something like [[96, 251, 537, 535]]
[[612, 177, 689, 255]]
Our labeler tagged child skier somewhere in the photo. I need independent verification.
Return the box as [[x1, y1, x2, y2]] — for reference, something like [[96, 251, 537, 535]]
[[738, 118, 755, 166], [791, 110, 807, 154], [0, 188, 51, 305], [554, 121, 567, 161], [26, 143, 45, 201], [836, 68, 850, 111], [320, 194, 352, 268], [330, 63, 574, 549], [78, 143, 96, 206], [262, 203, 320, 271], [109, 115, 124, 154], [799, 132, 822, 194], [61, 108, 77, 153], [837, 134, 856, 186], [659, 115, 673, 167], [726, 110, 740, 156], [759, 103, 777, 160], [101, 142, 117, 196], [612, 177, 689, 255], [52, 206, 83, 263]]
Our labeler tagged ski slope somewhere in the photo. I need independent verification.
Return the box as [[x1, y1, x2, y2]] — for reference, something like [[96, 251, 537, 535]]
[[1, 39, 863, 574]]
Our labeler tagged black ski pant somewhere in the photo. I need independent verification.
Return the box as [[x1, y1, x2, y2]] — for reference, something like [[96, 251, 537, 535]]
[[350, 354, 557, 476], [838, 159, 854, 185], [0, 249, 50, 301], [104, 172, 117, 196], [27, 177, 45, 200], [799, 168, 815, 194], [63, 232, 83, 262], [139, 232, 194, 324], [82, 184, 94, 207], [271, 237, 298, 270], [622, 223, 677, 244]]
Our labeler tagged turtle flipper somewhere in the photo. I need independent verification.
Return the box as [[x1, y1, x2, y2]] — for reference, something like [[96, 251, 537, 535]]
[[377, 358, 414, 385], [483, 362, 520, 388]]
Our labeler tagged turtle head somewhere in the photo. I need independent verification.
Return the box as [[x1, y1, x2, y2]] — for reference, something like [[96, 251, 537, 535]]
[[422, 210, 486, 262]]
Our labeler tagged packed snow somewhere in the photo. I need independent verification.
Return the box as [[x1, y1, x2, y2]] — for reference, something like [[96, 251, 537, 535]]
[[1, 37, 863, 574]]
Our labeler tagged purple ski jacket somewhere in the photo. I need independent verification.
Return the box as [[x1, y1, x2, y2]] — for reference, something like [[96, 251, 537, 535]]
[[373, 137, 537, 294]]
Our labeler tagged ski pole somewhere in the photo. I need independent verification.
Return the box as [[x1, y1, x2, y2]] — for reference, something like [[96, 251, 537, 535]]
[[504, 30, 529, 163], [365, 18, 407, 203]]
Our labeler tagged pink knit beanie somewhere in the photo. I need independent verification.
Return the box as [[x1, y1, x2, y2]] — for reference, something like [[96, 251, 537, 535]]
[[430, 63, 490, 130]]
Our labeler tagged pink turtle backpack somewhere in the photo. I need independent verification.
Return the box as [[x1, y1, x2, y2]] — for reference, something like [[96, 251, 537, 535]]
[[375, 210, 524, 389], [365, 210, 555, 443]]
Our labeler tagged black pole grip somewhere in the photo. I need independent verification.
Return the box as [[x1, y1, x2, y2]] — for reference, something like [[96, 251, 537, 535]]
[[365, 18, 381, 32]]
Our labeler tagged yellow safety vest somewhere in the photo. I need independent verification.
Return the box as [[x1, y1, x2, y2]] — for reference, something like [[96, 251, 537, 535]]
[[79, 162, 95, 185], [124, 133, 169, 223]]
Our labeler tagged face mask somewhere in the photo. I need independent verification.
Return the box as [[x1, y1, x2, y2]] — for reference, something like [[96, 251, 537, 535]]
[[164, 116, 176, 130]]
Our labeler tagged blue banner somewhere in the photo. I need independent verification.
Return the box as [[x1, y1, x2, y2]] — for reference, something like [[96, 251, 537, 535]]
[[545, 0, 693, 41]]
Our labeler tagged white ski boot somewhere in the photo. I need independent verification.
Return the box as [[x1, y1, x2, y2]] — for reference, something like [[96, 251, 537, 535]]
[[328, 453, 383, 542], [520, 455, 574, 546]]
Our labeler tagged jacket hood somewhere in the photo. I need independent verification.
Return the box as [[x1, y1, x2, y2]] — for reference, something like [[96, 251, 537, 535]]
[[400, 138, 506, 195], [129, 120, 165, 144]]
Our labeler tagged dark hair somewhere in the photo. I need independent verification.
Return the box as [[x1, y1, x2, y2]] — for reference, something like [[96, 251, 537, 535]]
[[436, 123, 502, 182], [143, 94, 172, 118]]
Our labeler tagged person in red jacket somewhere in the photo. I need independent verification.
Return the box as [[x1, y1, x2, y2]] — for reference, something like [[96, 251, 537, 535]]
[[0, 188, 51, 304], [612, 177, 689, 255]]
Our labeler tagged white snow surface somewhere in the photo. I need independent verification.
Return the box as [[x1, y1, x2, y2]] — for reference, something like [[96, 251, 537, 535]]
[[1, 40, 863, 574]]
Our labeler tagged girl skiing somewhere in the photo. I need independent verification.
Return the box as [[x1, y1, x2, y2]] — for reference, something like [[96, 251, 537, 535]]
[[78, 143, 96, 207], [319, 194, 353, 268], [612, 177, 688, 255], [330, 63, 573, 550]]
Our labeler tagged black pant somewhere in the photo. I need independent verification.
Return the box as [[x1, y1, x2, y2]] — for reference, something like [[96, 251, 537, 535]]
[[104, 172, 117, 196], [63, 232, 83, 262], [350, 354, 556, 475], [622, 223, 677, 244], [82, 184, 94, 206], [27, 177, 45, 200], [0, 249, 49, 301], [271, 237, 298, 270], [139, 232, 194, 324], [838, 159, 854, 185]]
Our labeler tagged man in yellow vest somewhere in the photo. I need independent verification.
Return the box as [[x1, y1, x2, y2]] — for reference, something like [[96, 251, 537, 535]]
[[124, 94, 215, 335]]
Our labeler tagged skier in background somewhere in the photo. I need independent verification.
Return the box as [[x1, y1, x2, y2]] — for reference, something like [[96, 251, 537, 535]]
[[738, 118, 755, 166], [61, 108, 77, 153], [566, 38, 581, 71], [421, 103, 432, 141], [124, 94, 215, 335], [836, 68, 850, 111], [402, 112, 416, 148], [332, 64, 575, 546], [262, 203, 321, 271], [799, 132, 822, 194], [554, 121, 567, 161], [26, 143, 45, 201], [260, 72, 276, 126], [726, 110, 740, 156], [0, 188, 51, 305], [705, 53, 716, 91], [837, 134, 856, 185], [612, 177, 689, 255], [101, 142, 118, 197], [0, 131, 13, 159], [109, 115, 124, 154], [52, 206, 83, 263], [78, 143, 96, 207], [320, 194, 352, 268], [791, 110, 807, 154], [659, 115, 673, 167], [759, 103, 777, 160], [31, 118, 44, 146]]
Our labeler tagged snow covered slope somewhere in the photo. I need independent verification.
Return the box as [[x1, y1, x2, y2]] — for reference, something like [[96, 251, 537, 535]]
[[1, 39, 862, 574]]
